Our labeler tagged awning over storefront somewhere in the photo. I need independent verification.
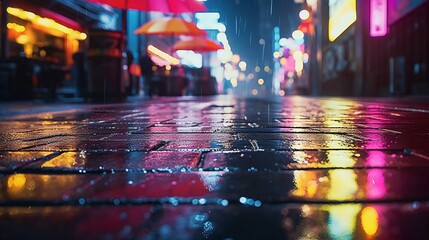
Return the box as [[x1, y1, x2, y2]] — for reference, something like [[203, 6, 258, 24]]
[[10, 0, 117, 30], [1, 0, 119, 62]]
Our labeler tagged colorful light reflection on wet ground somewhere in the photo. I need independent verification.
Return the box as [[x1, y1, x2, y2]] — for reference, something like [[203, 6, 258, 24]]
[[1, 96, 429, 239]]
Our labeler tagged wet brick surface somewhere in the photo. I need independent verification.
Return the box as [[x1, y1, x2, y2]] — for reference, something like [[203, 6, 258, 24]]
[[1, 96, 429, 239]]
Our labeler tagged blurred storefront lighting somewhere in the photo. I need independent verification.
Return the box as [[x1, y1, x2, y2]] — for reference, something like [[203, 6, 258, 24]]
[[176, 50, 203, 68], [279, 38, 288, 47], [7, 7, 86, 40], [258, 78, 264, 85], [217, 32, 227, 42], [264, 66, 271, 72], [293, 51, 303, 60], [196, 12, 221, 30], [147, 45, 180, 65], [238, 61, 247, 71], [7, 23, 25, 32], [232, 54, 240, 64], [292, 30, 304, 40], [273, 51, 280, 58], [16, 35, 29, 44], [303, 53, 309, 63], [299, 9, 310, 20], [218, 49, 233, 64], [217, 23, 226, 32]]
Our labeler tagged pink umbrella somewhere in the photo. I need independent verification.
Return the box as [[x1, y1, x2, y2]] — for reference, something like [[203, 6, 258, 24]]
[[86, 0, 207, 13], [87, 0, 207, 47]]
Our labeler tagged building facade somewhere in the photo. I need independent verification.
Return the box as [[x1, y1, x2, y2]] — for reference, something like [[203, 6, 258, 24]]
[[313, 0, 429, 96]]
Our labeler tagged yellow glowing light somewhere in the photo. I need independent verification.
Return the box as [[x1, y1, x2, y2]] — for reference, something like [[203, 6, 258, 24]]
[[255, 66, 260, 72], [24, 44, 32, 57], [7, 22, 25, 32], [232, 54, 240, 64], [42, 152, 80, 168], [7, 7, 86, 40], [264, 66, 271, 73], [252, 89, 258, 95], [273, 51, 280, 58], [258, 78, 264, 85], [79, 33, 87, 40], [165, 65, 172, 71], [16, 35, 29, 44], [238, 61, 247, 71], [328, 0, 357, 41], [231, 78, 238, 87], [147, 45, 180, 65], [7, 174, 27, 189], [361, 206, 379, 236], [280, 57, 287, 66]]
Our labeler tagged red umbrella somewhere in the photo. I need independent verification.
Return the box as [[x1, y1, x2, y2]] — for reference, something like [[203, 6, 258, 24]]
[[173, 37, 223, 52], [173, 37, 223, 68], [86, 0, 207, 13]]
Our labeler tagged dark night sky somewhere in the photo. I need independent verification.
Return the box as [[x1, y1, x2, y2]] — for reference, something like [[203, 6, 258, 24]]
[[205, 0, 301, 70]]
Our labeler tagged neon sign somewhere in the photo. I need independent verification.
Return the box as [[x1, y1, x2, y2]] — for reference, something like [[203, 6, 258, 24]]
[[328, 0, 357, 41], [370, 0, 388, 36]]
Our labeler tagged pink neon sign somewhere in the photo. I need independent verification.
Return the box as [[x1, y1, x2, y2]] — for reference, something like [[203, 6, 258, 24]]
[[370, 0, 388, 36]]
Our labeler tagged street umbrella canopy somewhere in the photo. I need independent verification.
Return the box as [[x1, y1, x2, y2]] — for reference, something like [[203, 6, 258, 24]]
[[86, 0, 207, 13], [134, 18, 207, 36], [173, 37, 223, 52]]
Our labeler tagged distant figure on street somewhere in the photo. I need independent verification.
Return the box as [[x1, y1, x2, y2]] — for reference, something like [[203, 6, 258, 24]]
[[71, 51, 88, 99], [125, 48, 134, 95], [139, 53, 155, 97]]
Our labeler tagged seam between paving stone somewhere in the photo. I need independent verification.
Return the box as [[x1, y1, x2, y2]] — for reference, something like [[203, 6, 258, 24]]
[[2, 165, 429, 175], [1, 198, 429, 207]]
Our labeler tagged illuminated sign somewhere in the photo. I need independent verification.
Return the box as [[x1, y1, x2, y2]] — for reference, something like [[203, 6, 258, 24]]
[[328, 0, 357, 41], [370, 0, 387, 36], [195, 12, 220, 30]]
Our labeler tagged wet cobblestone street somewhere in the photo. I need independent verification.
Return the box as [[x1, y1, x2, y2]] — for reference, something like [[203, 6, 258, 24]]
[[1, 96, 429, 239]]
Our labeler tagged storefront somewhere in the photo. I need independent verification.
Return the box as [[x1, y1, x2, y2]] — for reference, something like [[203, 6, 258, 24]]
[[0, 0, 117, 100], [315, 0, 429, 96]]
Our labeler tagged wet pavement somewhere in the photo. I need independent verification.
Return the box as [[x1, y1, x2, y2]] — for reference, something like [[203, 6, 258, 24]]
[[1, 95, 429, 239]]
